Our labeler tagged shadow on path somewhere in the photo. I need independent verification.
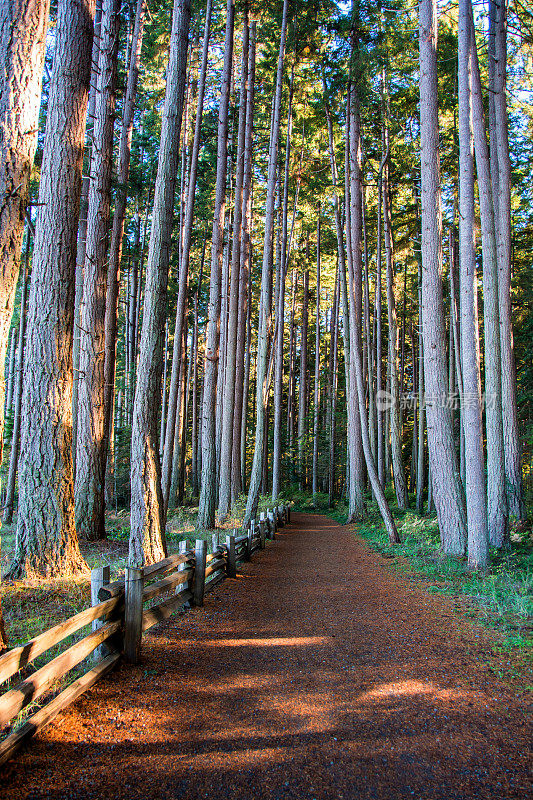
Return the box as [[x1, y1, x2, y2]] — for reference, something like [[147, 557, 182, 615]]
[[1, 514, 530, 800]]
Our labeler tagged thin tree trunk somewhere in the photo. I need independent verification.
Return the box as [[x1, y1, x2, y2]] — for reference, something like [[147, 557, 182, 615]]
[[162, 0, 212, 510], [312, 209, 321, 497], [231, 29, 255, 503], [129, 0, 190, 564], [3, 238, 30, 524], [493, 0, 524, 518], [469, 1, 507, 546], [328, 267, 340, 506], [197, 0, 234, 529], [346, 82, 366, 522], [272, 62, 293, 502], [10, 0, 94, 579], [102, 0, 145, 491], [418, 0, 467, 554], [218, 15, 249, 519], [458, 0, 489, 569], [244, 0, 288, 526]]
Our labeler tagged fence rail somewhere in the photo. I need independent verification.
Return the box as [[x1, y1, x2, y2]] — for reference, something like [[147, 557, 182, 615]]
[[0, 502, 291, 767]]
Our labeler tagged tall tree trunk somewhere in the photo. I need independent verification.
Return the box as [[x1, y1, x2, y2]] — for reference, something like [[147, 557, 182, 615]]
[[197, 0, 234, 529], [328, 267, 340, 506], [312, 209, 321, 497], [493, 0, 524, 519], [129, 0, 190, 565], [0, 0, 50, 645], [244, 0, 288, 526], [72, 0, 102, 471], [218, 15, 249, 519], [346, 82, 366, 522], [469, 2, 507, 546], [271, 63, 293, 502], [231, 29, 255, 503], [297, 265, 309, 491], [102, 0, 145, 494], [162, 0, 212, 510], [75, 0, 120, 541], [347, 81, 399, 543], [3, 237, 30, 524], [10, 0, 94, 579], [458, 0, 489, 569], [418, 0, 467, 554]]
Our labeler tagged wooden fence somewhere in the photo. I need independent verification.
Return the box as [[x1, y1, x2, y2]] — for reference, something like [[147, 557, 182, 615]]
[[0, 503, 291, 766]]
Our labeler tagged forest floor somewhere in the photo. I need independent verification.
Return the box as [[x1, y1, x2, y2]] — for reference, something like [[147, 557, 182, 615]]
[[1, 513, 531, 800]]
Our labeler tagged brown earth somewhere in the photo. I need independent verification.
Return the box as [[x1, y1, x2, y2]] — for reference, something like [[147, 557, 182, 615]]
[[1, 513, 531, 800]]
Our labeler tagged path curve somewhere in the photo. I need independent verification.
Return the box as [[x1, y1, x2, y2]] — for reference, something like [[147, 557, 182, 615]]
[[1, 513, 531, 799]]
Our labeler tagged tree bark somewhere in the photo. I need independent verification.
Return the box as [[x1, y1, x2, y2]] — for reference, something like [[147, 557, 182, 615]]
[[102, 0, 145, 498], [218, 14, 249, 519], [468, 2, 508, 546], [10, 0, 94, 579], [458, 0, 489, 569], [418, 0, 467, 555], [312, 209, 321, 497], [197, 0, 234, 529], [3, 236, 29, 524], [244, 0, 288, 526], [129, 0, 190, 565], [493, 0, 525, 519], [76, 0, 120, 541], [162, 0, 212, 510], [346, 82, 366, 522]]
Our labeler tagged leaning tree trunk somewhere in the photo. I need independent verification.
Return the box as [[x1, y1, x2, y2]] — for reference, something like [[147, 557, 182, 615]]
[[10, 0, 94, 579], [244, 0, 288, 527], [197, 0, 235, 529], [129, 0, 190, 565], [468, 1, 507, 547], [347, 84, 399, 544], [76, 0, 120, 541], [458, 0, 489, 569], [418, 0, 467, 555]]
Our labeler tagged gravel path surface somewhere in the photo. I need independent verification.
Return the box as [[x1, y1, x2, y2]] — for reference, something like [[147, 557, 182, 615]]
[[1, 513, 531, 799]]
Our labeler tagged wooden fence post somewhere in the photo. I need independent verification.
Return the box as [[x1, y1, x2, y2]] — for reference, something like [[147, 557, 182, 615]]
[[277, 505, 284, 528], [246, 520, 254, 560], [178, 540, 191, 605], [124, 567, 144, 664], [211, 532, 218, 553], [226, 533, 236, 578], [286, 504, 291, 523], [259, 513, 266, 549], [267, 509, 276, 539], [91, 566, 110, 662], [193, 539, 207, 607]]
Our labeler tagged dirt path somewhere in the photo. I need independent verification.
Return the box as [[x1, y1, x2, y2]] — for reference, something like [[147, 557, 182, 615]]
[[1, 513, 531, 800]]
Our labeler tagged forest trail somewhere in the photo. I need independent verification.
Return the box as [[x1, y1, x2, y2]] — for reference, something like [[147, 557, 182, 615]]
[[1, 513, 530, 800]]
